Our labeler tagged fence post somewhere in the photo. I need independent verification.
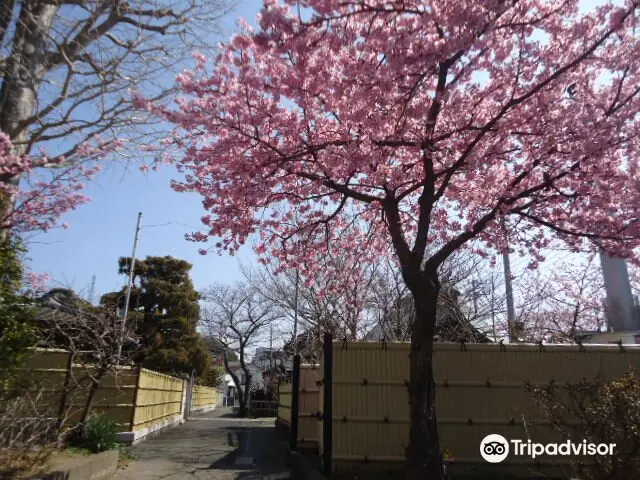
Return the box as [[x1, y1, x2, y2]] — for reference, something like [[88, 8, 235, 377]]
[[290, 354, 301, 451], [129, 364, 142, 433], [186, 372, 194, 419], [322, 333, 333, 476], [57, 352, 74, 429]]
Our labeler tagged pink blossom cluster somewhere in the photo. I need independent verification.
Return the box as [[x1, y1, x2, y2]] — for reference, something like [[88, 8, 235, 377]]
[[0, 132, 119, 232], [24, 271, 51, 295], [141, 0, 640, 286]]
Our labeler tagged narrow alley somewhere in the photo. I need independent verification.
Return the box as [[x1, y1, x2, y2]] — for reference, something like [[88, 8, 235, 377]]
[[116, 408, 291, 480]]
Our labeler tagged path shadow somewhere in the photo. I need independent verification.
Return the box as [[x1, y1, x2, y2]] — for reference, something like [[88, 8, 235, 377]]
[[218, 412, 239, 418], [199, 425, 291, 478]]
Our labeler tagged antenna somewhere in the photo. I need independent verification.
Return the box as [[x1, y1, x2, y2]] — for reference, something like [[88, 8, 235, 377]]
[[87, 274, 96, 305]]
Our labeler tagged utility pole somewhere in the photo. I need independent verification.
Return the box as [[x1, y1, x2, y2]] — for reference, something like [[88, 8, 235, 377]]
[[501, 218, 517, 342], [116, 212, 142, 367], [293, 270, 299, 356], [490, 274, 497, 342], [503, 250, 517, 341], [269, 324, 273, 370]]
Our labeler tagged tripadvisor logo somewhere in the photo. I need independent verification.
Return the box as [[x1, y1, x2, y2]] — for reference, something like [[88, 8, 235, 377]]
[[480, 434, 509, 463], [480, 434, 616, 463]]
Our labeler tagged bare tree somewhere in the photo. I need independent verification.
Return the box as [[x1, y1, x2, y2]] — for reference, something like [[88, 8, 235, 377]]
[[368, 254, 495, 343], [36, 290, 137, 426], [200, 282, 278, 418], [242, 251, 380, 361], [0, 0, 232, 233], [246, 247, 495, 358], [0, 388, 64, 478], [456, 267, 509, 342]]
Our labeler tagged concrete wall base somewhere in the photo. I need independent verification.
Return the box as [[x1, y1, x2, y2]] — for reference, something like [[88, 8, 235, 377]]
[[116, 414, 184, 445], [190, 404, 216, 415]]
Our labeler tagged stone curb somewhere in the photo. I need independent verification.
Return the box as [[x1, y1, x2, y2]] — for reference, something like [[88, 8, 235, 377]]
[[290, 451, 326, 480], [35, 449, 118, 480]]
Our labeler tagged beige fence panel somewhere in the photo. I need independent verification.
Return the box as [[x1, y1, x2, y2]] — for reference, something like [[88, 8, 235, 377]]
[[64, 366, 137, 430], [193, 385, 218, 410], [326, 341, 640, 473], [15, 349, 137, 430], [299, 364, 321, 448], [278, 382, 292, 425], [13, 349, 192, 436], [131, 368, 184, 432], [277, 364, 322, 448], [11, 348, 71, 418]]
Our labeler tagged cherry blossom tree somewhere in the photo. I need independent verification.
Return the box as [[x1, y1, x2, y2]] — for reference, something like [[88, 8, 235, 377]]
[[145, 1, 640, 477], [517, 254, 606, 342]]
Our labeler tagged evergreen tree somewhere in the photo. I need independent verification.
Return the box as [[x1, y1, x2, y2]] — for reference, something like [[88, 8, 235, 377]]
[[0, 239, 38, 396], [100, 256, 210, 379]]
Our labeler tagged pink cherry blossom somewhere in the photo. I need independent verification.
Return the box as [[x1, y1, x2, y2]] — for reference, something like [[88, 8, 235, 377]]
[[24, 271, 51, 295], [144, 0, 640, 284], [0, 132, 120, 233]]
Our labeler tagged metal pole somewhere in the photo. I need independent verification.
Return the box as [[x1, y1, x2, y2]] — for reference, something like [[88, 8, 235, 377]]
[[293, 270, 299, 356], [116, 212, 142, 366]]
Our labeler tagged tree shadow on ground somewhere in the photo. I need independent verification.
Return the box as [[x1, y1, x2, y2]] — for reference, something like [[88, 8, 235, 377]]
[[218, 412, 240, 418], [195, 425, 291, 479]]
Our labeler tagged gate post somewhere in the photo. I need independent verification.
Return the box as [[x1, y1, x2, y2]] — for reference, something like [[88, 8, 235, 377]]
[[290, 354, 301, 450], [322, 333, 333, 476]]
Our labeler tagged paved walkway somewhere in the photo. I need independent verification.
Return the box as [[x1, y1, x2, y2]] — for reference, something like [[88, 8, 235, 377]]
[[116, 408, 291, 480]]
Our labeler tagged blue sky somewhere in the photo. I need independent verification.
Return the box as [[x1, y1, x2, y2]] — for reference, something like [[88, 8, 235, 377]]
[[25, 1, 263, 300]]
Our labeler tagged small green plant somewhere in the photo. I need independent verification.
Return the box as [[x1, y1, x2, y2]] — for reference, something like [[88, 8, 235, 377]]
[[81, 412, 119, 453]]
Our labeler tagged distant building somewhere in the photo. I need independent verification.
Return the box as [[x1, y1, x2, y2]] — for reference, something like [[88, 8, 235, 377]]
[[221, 361, 265, 406], [252, 347, 293, 372], [574, 330, 640, 345]]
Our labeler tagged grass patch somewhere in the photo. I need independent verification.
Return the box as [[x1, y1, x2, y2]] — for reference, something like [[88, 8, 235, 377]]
[[65, 446, 93, 456], [117, 444, 137, 469]]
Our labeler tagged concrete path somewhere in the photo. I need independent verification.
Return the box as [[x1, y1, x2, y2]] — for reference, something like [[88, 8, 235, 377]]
[[116, 408, 291, 480]]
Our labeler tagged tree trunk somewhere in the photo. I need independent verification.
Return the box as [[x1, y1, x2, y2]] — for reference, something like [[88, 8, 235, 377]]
[[406, 274, 446, 480], [80, 367, 106, 425], [240, 374, 251, 418], [238, 393, 248, 418], [0, 2, 57, 237]]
